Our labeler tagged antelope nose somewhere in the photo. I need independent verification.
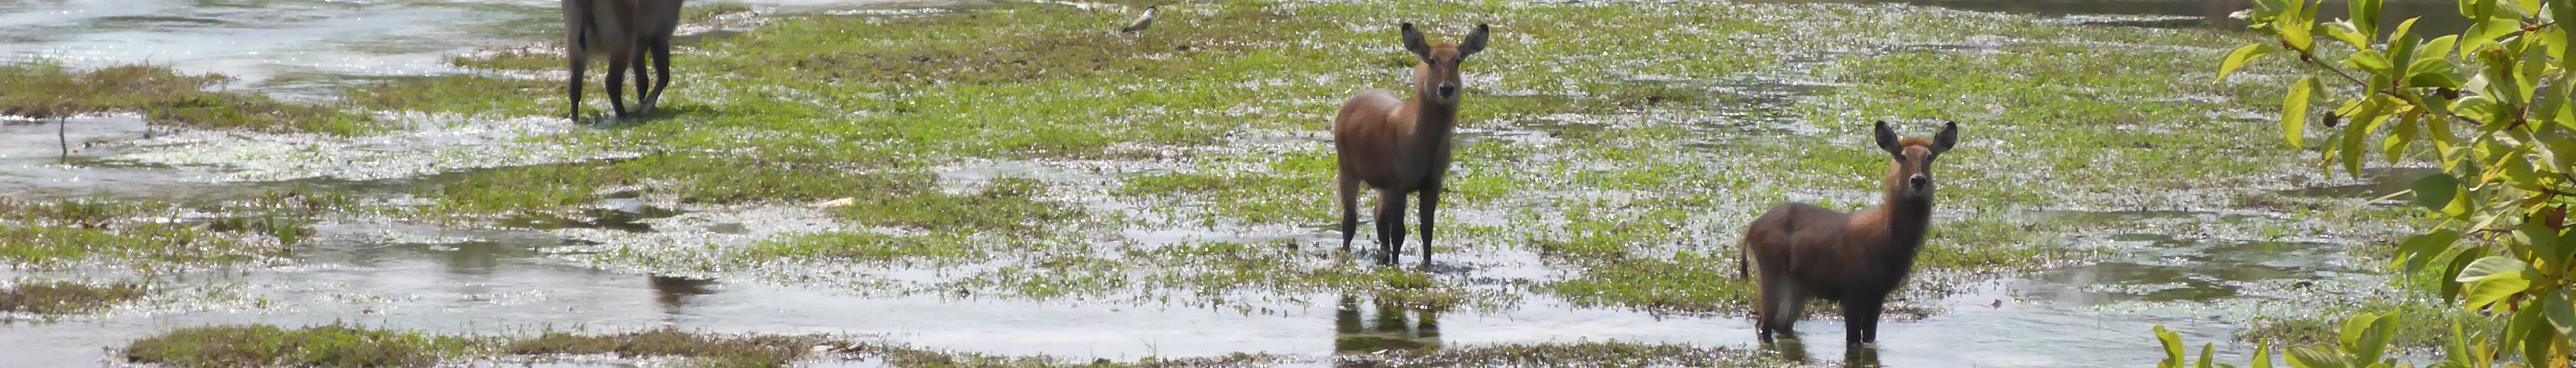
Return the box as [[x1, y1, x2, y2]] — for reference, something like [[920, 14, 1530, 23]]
[[1437, 84, 1459, 98], [1909, 174, 1930, 189]]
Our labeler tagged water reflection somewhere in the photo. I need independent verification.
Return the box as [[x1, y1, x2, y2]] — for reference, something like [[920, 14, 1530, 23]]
[[648, 275, 717, 313], [442, 241, 507, 275], [1332, 294, 1441, 354], [2026, 234, 2347, 305]]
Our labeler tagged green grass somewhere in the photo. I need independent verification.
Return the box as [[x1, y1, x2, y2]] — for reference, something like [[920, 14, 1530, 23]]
[[337, 0, 2367, 317], [0, 280, 146, 315], [505, 329, 820, 368], [122, 324, 477, 368], [0, 196, 325, 269], [122, 324, 1797, 367], [0, 60, 378, 135]]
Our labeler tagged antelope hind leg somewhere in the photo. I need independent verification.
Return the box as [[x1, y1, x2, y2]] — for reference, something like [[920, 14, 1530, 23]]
[[1337, 174, 1361, 252], [1374, 190, 1408, 266]]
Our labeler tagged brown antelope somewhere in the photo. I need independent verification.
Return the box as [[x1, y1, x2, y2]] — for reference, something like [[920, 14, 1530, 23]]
[[1738, 121, 1958, 347], [1334, 22, 1489, 268], [564, 0, 685, 122]]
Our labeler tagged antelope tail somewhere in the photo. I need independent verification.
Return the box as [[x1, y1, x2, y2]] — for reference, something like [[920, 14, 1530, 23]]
[[1735, 242, 1748, 279]]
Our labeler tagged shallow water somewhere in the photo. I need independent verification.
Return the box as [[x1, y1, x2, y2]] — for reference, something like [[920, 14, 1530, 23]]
[[0, 0, 2398, 367], [0, 0, 968, 91]]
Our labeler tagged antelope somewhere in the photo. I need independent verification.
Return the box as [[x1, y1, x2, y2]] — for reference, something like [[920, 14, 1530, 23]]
[[1334, 22, 1489, 268], [564, 0, 685, 122], [1738, 121, 1959, 348]]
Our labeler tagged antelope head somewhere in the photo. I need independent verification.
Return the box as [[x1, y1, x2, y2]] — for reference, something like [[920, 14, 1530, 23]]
[[1874, 120, 1959, 200], [1400, 22, 1489, 107]]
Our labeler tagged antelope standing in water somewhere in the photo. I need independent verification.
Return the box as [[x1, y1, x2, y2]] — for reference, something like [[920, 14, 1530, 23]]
[[1334, 22, 1489, 268], [1739, 121, 1959, 348], [564, 0, 685, 122]]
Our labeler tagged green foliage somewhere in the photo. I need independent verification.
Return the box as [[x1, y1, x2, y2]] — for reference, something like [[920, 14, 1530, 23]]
[[2189, 0, 2576, 364]]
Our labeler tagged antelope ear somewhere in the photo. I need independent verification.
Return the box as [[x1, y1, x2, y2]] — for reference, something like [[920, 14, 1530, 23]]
[[1400, 23, 1433, 60], [1458, 23, 1491, 58], [1933, 121, 1960, 154], [1873, 120, 1901, 155]]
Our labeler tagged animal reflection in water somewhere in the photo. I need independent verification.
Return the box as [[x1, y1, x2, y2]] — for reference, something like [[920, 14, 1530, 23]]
[[648, 275, 716, 313], [1333, 295, 1442, 353]]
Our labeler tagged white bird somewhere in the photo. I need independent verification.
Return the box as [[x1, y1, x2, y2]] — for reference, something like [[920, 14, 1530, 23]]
[[1121, 6, 1157, 34]]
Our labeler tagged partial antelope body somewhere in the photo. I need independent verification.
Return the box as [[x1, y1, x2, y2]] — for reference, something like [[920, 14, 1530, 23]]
[[564, 0, 685, 122], [1333, 22, 1489, 268], [1738, 121, 1959, 347]]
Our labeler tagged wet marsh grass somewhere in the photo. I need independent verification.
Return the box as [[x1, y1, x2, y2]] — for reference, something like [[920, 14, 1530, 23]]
[[122, 324, 1785, 367], [0, 60, 377, 135], [0, 196, 327, 269], [0, 280, 145, 315], [122, 324, 475, 368], [505, 329, 821, 368], [12, 0, 2418, 358], [335, 0, 2367, 318]]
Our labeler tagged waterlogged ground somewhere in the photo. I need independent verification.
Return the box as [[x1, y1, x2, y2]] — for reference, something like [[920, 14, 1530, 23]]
[[0, 0, 2449, 366]]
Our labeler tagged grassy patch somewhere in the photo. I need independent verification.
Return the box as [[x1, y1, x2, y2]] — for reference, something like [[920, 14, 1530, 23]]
[[122, 324, 477, 368], [505, 329, 820, 368], [0, 280, 146, 315], [1338, 341, 1794, 367], [0, 196, 324, 268], [0, 61, 377, 134]]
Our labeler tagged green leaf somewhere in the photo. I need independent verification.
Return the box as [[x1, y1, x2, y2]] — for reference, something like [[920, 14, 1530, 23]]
[[2253, 343, 2272, 368], [2220, 44, 2280, 81], [2439, 247, 2487, 303], [2280, 16, 2317, 51], [2399, 229, 2461, 273], [2324, 21, 2372, 49], [2158, 325, 2187, 367], [2285, 76, 2317, 147], [2199, 343, 2217, 368], [2348, 0, 2381, 40], [2515, 304, 2551, 364], [2543, 292, 2576, 344], [2346, 49, 2394, 73], [2412, 173, 2460, 211], [2457, 256, 2536, 282], [2419, 35, 2460, 63], [2342, 311, 2398, 366], [2522, 220, 2569, 266], [2459, 256, 2535, 310], [2338, 109, 2377, 177], [2286, 346, 2350, 368]]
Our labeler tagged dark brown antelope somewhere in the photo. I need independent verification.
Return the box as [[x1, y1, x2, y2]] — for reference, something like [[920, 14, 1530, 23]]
[[1334, 22, 1489, 268], [564, 0, 685, 122], [1738, 121, 1959, 347]]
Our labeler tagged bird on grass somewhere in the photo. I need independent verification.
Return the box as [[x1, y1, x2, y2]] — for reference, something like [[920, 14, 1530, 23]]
[[1120, 6, 1157, 34]]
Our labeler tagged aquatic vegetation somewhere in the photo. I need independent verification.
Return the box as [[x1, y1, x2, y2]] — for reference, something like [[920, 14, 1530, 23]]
[[0, 61, 376, 135], [0, 280, 145, 315], [505, 329, 820, 368], [0, 197, 317, 269], [121, 324, 473, 368]]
